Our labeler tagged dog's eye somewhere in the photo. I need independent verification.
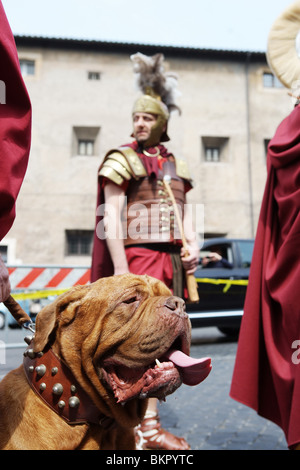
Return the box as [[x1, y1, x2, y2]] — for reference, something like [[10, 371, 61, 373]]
[[123, 296, 138, 304]]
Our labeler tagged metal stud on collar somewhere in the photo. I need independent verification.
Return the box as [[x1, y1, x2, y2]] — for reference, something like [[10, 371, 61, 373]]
[[52, 383, 64, 396], [35, 364, 46, 377], [23, 321, 35, 333], [69, 396, 80, 408]]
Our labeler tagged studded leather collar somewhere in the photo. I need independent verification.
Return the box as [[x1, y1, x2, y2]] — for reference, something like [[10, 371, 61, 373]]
[[23, 342, 115, 429]]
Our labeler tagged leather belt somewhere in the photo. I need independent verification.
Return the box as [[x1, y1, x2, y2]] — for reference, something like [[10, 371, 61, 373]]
[[126, 243, 182, 253]]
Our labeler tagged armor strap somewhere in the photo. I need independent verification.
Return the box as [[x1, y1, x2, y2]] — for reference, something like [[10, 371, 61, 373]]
[[99, 147, 147, 185], [99, 147, 191, 186], [175, 158, 191, 181]]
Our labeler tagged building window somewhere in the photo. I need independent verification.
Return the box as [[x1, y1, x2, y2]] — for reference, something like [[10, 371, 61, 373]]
[[88, 71, 101, 80], [72, 126, 100, 157], [264, 138, 271, 159], [201, 136, 229, 163], [263, 72, 283, 89], [204, 147, 220, 162], [0, 245, 8, 263], [78, 139, 94, 156], [65, 230, 93, 256], [19, 59, 35, 76]]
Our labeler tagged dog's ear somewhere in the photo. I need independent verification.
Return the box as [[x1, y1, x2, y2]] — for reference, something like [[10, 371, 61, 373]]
[[33, 301, 57, 352], [33, 285, 89, 352]]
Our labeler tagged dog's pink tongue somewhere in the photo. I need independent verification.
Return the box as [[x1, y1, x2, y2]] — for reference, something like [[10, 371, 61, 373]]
[[164, 350, 211, 386]]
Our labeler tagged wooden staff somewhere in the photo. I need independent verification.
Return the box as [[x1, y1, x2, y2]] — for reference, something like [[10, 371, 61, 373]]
[[163, 175, 199, 303]]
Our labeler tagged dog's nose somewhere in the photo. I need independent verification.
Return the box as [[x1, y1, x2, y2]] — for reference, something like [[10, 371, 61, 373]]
[[164, 296, 186, 315]]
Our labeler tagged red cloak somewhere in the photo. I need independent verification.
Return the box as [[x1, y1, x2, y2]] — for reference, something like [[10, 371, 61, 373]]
[[0, 1, 31, 241], [230, 105, 300, 448]]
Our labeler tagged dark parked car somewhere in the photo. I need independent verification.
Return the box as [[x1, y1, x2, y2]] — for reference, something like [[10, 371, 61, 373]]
[[186, 238, 254, 336], [0, 306, 5, 330]]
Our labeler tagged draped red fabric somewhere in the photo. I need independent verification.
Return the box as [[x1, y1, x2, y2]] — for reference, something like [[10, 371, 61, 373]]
[[0, 1, 31, 241], [230, 105, 300, 448]]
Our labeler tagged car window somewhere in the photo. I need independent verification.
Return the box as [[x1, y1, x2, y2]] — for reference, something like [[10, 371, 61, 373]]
[[199, 243, 233, 269], [238, 240, 254, 267]]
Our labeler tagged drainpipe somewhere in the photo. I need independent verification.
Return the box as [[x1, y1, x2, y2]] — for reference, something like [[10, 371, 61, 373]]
[[245, 52, 255, 238]]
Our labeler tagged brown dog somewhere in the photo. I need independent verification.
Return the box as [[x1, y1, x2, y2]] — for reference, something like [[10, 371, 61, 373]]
[[0, 273, 211, 450]]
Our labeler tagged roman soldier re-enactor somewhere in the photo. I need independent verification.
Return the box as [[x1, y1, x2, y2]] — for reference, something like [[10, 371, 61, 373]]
[[230, 2, 300, 450], [91, 53, 199, 450]]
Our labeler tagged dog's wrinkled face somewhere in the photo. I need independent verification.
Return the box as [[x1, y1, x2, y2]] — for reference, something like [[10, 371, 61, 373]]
[[98, 278, 191, 403], [32, 274, 210, 422]]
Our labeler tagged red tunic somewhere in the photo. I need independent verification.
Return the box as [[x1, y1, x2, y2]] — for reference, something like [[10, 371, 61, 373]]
[[0, 1, 31, 241], [230, 105, 300, 448], [125, 245, 173, 290]]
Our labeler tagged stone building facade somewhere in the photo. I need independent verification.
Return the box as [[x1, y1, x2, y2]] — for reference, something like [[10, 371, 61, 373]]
[[1, 37, 292, 266]]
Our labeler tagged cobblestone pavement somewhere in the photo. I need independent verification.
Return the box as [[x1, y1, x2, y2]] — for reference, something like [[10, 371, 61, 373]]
[[158, 327, 287, 451]]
